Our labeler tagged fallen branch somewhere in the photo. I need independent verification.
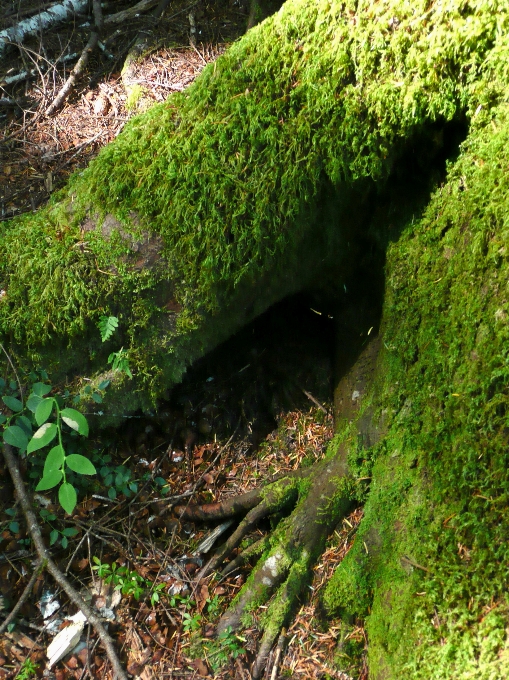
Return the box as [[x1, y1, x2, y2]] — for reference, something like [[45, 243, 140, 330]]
[[2, 443, 128, 680], [104, 0, 160, 26], [45, 0, 103, 117], [0, 0, 88, 57], [0, 559, 43, 635], [0, 52, 79, 87]]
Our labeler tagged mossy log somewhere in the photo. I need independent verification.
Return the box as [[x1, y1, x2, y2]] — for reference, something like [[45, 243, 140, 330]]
[[2, 0, 509, 677]]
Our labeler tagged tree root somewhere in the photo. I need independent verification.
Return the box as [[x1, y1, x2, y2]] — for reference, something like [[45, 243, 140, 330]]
[[175, 466, 314, 521], [181, 448, 353, 680]]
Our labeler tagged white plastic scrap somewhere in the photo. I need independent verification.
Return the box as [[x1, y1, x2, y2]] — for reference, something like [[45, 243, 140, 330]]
[[46, 611, 87, 668]]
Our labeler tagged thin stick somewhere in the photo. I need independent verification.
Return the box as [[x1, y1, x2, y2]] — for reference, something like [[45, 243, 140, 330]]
[[2, 443, 128, 680], [300, 387, 328, 414], [0, 559, 44, 634], [270, 629, 287, 680], [0, 342, 24, 402], [45, 31, 98, 116]]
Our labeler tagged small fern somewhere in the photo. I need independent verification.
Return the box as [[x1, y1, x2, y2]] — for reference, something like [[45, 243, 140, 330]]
[[98, 315, 118, 342]]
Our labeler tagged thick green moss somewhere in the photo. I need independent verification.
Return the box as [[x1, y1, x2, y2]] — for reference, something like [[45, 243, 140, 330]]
[[1, 0, 507, 412], [2, 2, 509, 673], [325, 104, 509, 678]]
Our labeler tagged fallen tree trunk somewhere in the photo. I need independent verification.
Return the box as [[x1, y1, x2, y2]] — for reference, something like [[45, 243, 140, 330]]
[[2, 0, 509, 677]]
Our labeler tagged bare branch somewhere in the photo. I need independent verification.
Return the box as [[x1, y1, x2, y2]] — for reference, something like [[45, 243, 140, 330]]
[[45, 32, 98, 116], [0, 1, 88, 57], [0, 559, 44, 634], [2, 443, 128, 680], [104, 0, 160, 26]]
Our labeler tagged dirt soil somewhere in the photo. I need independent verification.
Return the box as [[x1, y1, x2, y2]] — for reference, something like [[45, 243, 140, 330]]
[[0, 2, 368, 678]]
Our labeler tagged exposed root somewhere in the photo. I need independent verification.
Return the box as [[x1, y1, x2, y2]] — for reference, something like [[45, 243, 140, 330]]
[[185, 447, 354, 679], [175, 466, 314, 521], [220, 535, 269, 578]]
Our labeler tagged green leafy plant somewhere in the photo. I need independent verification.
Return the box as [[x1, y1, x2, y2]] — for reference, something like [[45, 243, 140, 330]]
[[98, 315, 119, 342], [97, 315, 133, 378], [14, 657, 39, 680], [108, 348, 132, 378], [39, 508, 79, 549], [1, 381, 95, 514], [204, 626, 246, 671], [99, 463, 138, 500], [149, 582, 167, 607], [182, 610, 202, 633], [205, 594, 223, 619], [73, 379, 111, 406], [92, 557, 145, 600]]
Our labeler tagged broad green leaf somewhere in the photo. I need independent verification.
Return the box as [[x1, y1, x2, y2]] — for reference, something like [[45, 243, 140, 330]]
[[98, 380, 110, 390], [50, 530, 59, 546], [43, 445, 65, 475], [36, 470, 63, 491], [8, 521, 19, 534], [3, 425, 29, 450], [0, 414, 6, 425], [91, 392, 103, 404], [15, 415, 32, 437], [35, 398, 54, 426], [61, 536, 69, 549], [27, 423, 57, 453], [62, 527, 79, 537], [59, 483, 77, 515], [108, 487, 117, 500], [2, 395, 23, 412], [66, 454, 96, 475], [61, 408, 89, 436], [26, 393, 42, 413], [32, 383, 52, 397]]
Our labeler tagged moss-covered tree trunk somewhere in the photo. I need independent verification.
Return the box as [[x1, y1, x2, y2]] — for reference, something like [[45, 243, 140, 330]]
[[2, 0, 509, 677]]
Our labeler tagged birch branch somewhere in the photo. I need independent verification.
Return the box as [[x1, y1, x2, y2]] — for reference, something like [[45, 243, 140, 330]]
[[0, 0, 88, 57]]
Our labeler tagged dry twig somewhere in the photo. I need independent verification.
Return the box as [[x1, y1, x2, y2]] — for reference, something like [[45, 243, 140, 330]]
[[45, 33, 98, 115], [0, 559, 43, 634], [2, 443, 128, 680]]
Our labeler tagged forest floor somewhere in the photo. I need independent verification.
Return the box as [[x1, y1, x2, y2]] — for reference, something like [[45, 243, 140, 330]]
[[0, 2, 368, 678]]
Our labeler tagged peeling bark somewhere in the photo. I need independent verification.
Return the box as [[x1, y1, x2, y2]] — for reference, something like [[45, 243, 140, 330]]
[[0, 0, 88, 57]]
